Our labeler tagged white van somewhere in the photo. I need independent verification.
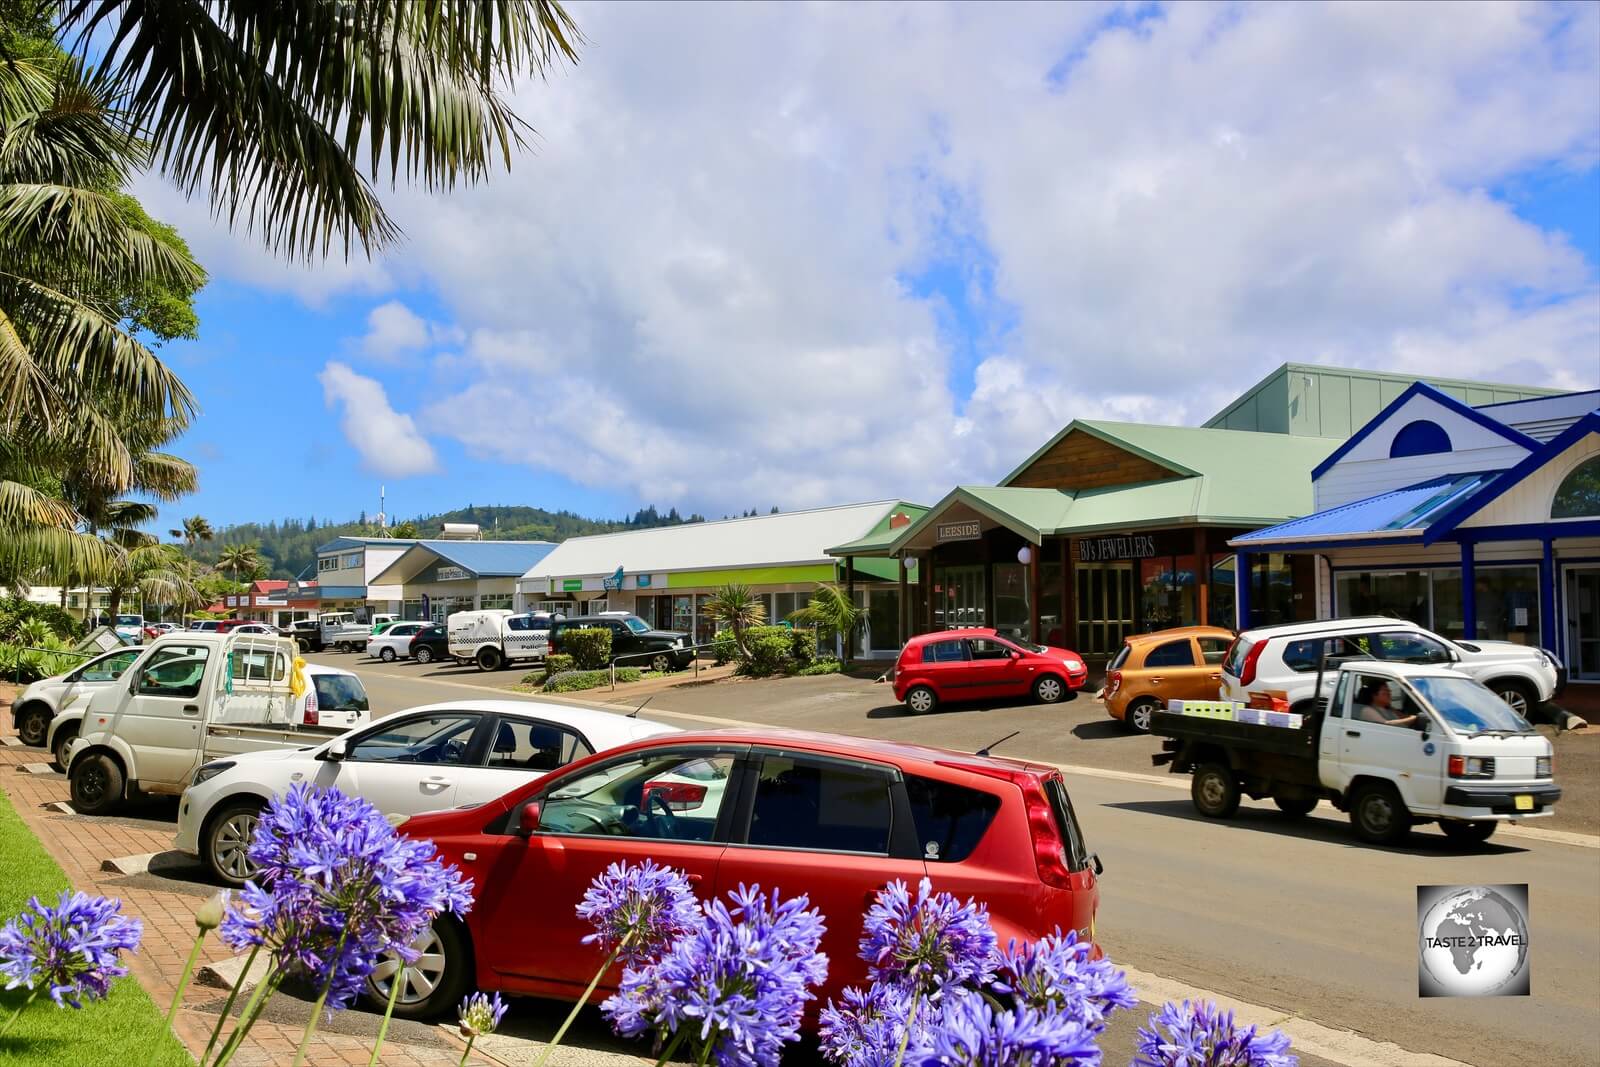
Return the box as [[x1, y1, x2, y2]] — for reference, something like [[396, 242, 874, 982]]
[[448, 610, 559, 671], [1221, 617, 1561, 717]]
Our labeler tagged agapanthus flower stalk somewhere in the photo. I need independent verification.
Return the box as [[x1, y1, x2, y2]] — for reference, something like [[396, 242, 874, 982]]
[[1134, 1000, 1297, 1067], [536, 860, 699, 1067], [169, 891, 230, 1027], [992, 930, 1135, 1037], [456, 991, 508, 1066], [0, 890, 141, 1033]]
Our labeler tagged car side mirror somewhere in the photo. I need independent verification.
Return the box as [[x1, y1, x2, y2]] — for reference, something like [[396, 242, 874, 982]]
[[1009, 649, 1022, 660], [325, 738, 348, 762], [1419, 721, 1431, 741], [1090, 852, 1105, 877], [515, 800, 542, 837]]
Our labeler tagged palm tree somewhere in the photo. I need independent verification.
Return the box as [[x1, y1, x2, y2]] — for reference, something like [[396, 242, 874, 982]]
[[702, 583, 768, 658], [170, 515, 214, 546], [59, 1, 582, 262], [105, 543, 199, 620], [215, 543, 261, 587], [788, 583, 862, 658], [389, 520, 419, 538]]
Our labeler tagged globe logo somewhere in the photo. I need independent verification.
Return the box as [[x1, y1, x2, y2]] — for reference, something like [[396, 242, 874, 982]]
[[1418, 885, 1530, 997]]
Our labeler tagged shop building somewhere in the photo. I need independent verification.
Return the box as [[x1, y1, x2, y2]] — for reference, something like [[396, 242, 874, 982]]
[[222, 580, 319, 626], [837, 365, 1557, 657], [1232, 386, 1600, 686], [369, 540, 557, 624], [313, 536, 419, 620], [516, 502, 924, 653]]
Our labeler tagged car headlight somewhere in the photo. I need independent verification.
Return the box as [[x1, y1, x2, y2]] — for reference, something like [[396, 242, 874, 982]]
[[191, 761, 236, 787]]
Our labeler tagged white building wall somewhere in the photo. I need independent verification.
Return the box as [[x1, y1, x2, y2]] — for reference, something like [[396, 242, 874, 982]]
[[1461, 433, 1600, 530], [1315, 444, 1528, 510]]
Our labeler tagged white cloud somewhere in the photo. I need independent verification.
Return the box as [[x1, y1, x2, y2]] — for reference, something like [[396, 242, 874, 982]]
[[318, 362, 440, 478], [166, 2, 1600, 512], [361, 300, 429, 358]]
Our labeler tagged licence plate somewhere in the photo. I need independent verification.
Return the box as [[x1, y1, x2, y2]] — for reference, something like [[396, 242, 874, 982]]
[[1514, 795, 1534, 811]]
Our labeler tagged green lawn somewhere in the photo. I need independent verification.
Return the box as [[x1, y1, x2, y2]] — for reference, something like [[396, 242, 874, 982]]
[[0, 785, 194, 1066]]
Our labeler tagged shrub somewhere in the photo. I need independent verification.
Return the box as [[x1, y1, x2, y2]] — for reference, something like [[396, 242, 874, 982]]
[[560, 627, 613, 670], [787, 626, 818, 669], [0, 597, 83, 644], [0, 638, 79, 684], [795, 659, 842, 676], [710, 630, 737, 666], [542, 667, 642, 693], [738, 625, 795, 678], [543, 653, 574, 677]]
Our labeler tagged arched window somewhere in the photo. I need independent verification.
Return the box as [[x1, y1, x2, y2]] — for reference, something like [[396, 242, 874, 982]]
[[1389, 420, 1451, 458], [1551, 456, 1600, 519]]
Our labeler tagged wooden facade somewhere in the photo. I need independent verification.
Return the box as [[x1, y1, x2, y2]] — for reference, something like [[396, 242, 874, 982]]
[[1006, 429, 1183, 491]]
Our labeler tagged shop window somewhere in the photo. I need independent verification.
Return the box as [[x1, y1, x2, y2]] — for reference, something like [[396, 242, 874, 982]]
[[479, 594, 514, 611], [1389, 420, 1451, 458], [1039, 562, 1065, 646], [992, 564, 1030, 643], [317, 557, 338, 573], [1473, 567, 1541, 645], [1551, 456, 1600, 519]]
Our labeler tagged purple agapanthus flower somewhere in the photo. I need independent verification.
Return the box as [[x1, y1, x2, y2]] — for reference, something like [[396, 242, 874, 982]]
[[576, 859, 700, 966], [603, 883, 828, 1066], [917, 995, 1102, 1067], [820, 981, 935, 1066], [218, 783, 474, 1016], [992, 930, 1136, 1035], [0, 891, 142, 1008], [458, 990, 509, 1038], [1134, 1000, 1297, 1067], [861, 879, 997, 1000]]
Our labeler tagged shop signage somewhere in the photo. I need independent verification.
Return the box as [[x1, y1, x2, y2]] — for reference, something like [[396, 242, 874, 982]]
[[435, 566, 471, 582], [936, 521, 982, 543], [562, 579, 584, 592], [1078, 534, 1158, 562], [637, 574, 652, 588], [256, 597, 286, 606], [602, 566, 625, 591]]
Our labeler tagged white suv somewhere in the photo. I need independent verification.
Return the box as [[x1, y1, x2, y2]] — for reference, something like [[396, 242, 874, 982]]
[[1221, 616, 1561, 718]]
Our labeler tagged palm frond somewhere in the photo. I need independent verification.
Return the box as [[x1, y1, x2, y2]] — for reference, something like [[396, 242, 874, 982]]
[[0, 479, 78, 528], [0, 523, 119, 581], [0, 183, 206, 291], [129, 449, 196, 500]]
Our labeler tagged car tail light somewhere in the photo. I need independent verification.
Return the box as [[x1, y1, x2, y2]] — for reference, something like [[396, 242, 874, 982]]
[[947, 763, 1075, 890], [642, 780, 707, 811], [1536, 755, 1552, 778], [1238, 639, 1267, 687], [1447, 755, 1494, 779], [1105, 670, 1122, 698], [303, 688, 318, 726]]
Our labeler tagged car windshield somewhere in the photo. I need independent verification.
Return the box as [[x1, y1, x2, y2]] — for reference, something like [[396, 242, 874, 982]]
[[116, 615, 141, 626], [1410, 676, 1535, 735], [624, 617, 650, 633], [312, 674, 369, 711]]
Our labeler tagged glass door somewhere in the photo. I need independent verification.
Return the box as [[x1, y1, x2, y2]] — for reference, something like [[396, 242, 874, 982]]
[[1075, 563, 1134, 655], [934, 566, 986, 630], [1566, 567, 1600, 680]]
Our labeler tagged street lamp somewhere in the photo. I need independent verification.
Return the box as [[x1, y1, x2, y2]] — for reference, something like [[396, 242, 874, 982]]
[[1017, 545, 1033, 565]]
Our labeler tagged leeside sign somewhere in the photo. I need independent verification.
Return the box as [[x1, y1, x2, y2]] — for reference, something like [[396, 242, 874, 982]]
[[936, 521, 982, 543]]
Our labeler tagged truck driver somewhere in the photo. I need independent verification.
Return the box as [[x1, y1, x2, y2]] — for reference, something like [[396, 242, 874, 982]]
[[1354, 679, 1421, 729]]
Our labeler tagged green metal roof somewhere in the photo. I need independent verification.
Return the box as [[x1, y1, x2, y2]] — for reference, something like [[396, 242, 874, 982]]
[[824, 503, 929, 556]]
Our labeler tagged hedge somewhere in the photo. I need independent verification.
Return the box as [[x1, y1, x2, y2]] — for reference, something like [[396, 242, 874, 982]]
[[560, 627, 613, 670], [710, 630, 737, 666], [0, 597, 82, 644], [542, 667, 641, 693], [544, 652, 574, 676]]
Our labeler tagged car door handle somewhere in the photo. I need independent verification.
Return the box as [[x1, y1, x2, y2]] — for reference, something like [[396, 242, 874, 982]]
[[1148, 676, 1162, 684], [421, 776, 453, 789], [182, 705, 200, 715], [862, 882, 892, 908], [1345, 730, 1361, 738], [685, 872, 704, 885]]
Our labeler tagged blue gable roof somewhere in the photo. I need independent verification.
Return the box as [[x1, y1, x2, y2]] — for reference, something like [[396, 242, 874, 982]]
[[1309, 381, 1539, 481], [414, 539, 556, 577], [1231, 473, 1496, 547]]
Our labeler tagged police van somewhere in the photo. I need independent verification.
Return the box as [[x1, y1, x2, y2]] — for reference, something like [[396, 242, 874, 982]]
[[448, 610, 561, 671]]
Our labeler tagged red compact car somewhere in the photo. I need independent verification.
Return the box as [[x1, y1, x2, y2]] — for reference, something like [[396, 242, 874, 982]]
[[373, 728, 1101, 1020], [891, 628, 1089, 714]]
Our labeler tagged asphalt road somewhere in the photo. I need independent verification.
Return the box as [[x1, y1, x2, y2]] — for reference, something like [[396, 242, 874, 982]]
[[316, 654, 1600, 1067]]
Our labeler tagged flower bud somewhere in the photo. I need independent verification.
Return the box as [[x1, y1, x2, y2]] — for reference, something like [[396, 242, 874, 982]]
[[194, 891, 229, 932]]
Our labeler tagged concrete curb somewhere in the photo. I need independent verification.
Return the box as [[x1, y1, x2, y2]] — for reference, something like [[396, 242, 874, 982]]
[[0, 736, 22, 747], [101, 852, 157, 875], [20, 762, 55, 776], [197, 951, 274, 991]]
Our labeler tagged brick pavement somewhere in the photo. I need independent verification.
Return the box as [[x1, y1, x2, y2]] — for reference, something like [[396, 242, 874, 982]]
[[0, 724, 513, 1067]]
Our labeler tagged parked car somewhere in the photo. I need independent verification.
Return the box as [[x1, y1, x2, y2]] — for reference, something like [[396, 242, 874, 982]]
[[112, 614, 145, 644], [1101, 625, 1235, 733], [1221, 616, 1563, 717], [317, 611, 373, 652], [366, 620, 432, 662], [188, 619, 221, 632], [1154, 659, 1558, 845], [549, 615, 693, 672], [449, 610, 559, 671], [891, 628, 1089, 714], [408, 625, 452, 666], [217, 621, 277, 636], [284, 619, 320, 651], [175, 700, 679, 885], [366, 727, 1102, 1019], [10, 646, 144, 752]]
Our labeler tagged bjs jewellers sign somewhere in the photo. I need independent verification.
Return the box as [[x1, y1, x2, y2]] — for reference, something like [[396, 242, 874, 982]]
[[1078, 534, 1158, 562]]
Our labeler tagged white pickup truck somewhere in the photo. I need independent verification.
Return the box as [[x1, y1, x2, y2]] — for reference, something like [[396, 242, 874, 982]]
[[316, 611, 386, 652], [62, 631, 362, 816], [448, 610, 559, 671], [1153, 659, 1559, 847]]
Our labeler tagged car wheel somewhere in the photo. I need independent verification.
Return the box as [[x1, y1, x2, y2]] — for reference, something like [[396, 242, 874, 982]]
[[69, 753, 124, 816], [1272, 792, 1319, 818], [1032, 675, 1066, 705], [1349, 782, 1411, 845], [15, 706, 50, 747], [904, 684, 938, 715], [1491, 679, 1536, 718], [651, 652, 672, 674], [414, 646, 435, 665], [296, 638, 310, 653], [206, 801, 264, 886], [1190, 762, 1240, 818], [379, 647, 398, 663], [365, 919, 467, 1020], [476, 647, 502, 672], [50, 724, 79, 773], [1126, 697, 1160, 734], [1438, 819, 1497, 846]]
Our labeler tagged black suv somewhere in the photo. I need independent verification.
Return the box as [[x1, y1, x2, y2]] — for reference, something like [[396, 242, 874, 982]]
[[408, 624, 452, 666], [549, 614, 693, 672]]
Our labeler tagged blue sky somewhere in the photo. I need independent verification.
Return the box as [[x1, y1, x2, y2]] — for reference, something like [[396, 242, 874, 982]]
[[145, 2, 1600, 535]]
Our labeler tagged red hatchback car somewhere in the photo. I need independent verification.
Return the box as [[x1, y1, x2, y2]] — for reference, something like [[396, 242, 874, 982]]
[[892, 628, 1090, 714], [374, 728, 1102, 1020]]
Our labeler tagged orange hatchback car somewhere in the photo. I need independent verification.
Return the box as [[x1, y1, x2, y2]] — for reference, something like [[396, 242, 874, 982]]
[[1101, 625, 1234, 732]]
